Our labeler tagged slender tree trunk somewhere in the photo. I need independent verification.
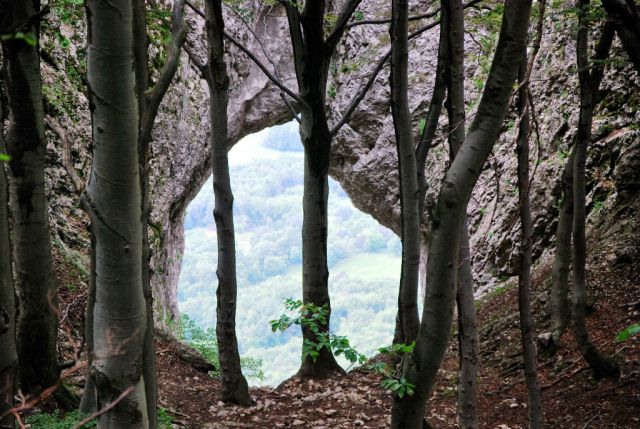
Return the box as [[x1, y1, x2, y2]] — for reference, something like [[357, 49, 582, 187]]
[[516, 59, 544, 429], [204, 0, 252, 405], [0, 0, 60, 396], [601, 0, 640, 74], [296, 115, 344, 378], [571, 0, 619, 379], [550, 17, 614, 348], [550, 148, 575, 346], [283, 0, 345, 379], [0, 86, 17, 429], [440, 1, 480, 426], [85, 0, 149, 426], [455, 223, 479, 429], [390, 0, 420, 347], [79, 231, 97, 415], [391, 3, 532, 426], [132, 2, 157, 425]]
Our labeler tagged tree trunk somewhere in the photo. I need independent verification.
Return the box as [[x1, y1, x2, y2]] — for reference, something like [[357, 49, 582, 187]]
[[516, 59, 544, 429], [205, 0, 252, 406], [455, 222, 479, 429], [550, 16, 614, 349], [85, 0, 149, 426], [390, 0, 421, 347], [440, 1, 480, 426], [296, 116, 344, 378], [0, 85, 17, 429], [601, 0, 640, 74], [571, 0, 619, 380], [391, 2, 532, 426], [132, 1, 157, 425], [283, 0, 344, 379], [550, 148, 575, 346], [0, 0, 59, 396], [79, 231, 97, 415]]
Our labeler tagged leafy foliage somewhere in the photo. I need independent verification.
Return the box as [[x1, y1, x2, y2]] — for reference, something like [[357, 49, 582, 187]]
[[271, 299, 416, 398], [270, 298, 367, 366], [25, 410, 96, 429], [175, 314, 265, 382]]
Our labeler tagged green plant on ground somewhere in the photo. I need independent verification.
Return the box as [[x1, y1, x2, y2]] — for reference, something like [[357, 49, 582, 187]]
[[176, 314, 264, 382], [157, 407, 174, 429], [616, 323, 640, 342], [270, 298, 416, 398], [25, 410, 96, 429]]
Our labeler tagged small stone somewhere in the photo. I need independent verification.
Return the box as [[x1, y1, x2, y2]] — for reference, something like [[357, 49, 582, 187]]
[[292, 419, 305, 426]]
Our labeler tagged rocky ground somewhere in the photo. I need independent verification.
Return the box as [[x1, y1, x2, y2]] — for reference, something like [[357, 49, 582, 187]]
[[152, 252, 640, 428], [43, 218, 640, 428]]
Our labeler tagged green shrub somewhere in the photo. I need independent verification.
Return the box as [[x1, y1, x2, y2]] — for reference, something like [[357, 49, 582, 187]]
[[176, 314, 264, 382]]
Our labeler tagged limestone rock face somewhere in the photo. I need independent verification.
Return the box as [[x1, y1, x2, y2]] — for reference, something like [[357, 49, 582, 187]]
[[38, 2, 640, 327]]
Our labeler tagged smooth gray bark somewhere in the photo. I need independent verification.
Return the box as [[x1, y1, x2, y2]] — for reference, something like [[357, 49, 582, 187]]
[[85, 0, 149, 426], [278, 0, 363, 379], [550, 19, 614, 348], [133, 1, 187, 424], [390, 0, 421, 347], [550, 149, 575, 345], [391, 2, 532, 427], [516, 59, 543, 429], [204, 0, 252, 406], [79, 231, 97, 415], [0, 84, 17, 429], [440, 1, 479, 426], [0, 0, 59, 396], [455, 223, 479, 429], [572, 0, 619, 380]]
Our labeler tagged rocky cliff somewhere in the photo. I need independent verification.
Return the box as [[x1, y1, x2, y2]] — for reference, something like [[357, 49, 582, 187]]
[[36, 0, 640, 329]]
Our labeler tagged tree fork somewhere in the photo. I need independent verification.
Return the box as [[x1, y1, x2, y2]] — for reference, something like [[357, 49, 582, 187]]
[[391, 2, 532, 426]]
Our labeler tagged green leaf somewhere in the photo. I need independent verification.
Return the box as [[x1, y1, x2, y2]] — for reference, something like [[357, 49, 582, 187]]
[[616, 323, 640, 342], [418, 118, 426, 135], [0, 153, 10, 162]]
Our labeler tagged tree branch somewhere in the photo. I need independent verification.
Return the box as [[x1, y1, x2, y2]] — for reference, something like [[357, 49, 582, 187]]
[[186, 0, 303, 106], [223, 30, 305, 106], [183, 43, 209, 81], [344, 0, 484, 30], [329, 20, 441, 137], [280, 0, 306, 92], [46, 117, 85, 194], [325, 0, 363, 54], [140, 0, 187, 148]]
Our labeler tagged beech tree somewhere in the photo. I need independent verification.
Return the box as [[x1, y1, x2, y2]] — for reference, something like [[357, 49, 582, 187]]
[[438, 2, 480, 427], [0, 0, 62, 399], [78, 2, 187, 423], [390, 0, 421, 347], [0, 83, 17, 429], [391, 2, 533, 426], [571, 0, 619, 379], [549, 10, 615, 349], [83, 0, 149, 425], [133, 0, 187, 424], [275, 0, 367, 378], [185, 0, 253, 405]]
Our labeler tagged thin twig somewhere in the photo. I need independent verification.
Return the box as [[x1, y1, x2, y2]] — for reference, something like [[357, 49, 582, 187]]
[[72, 386, 135, 428]]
